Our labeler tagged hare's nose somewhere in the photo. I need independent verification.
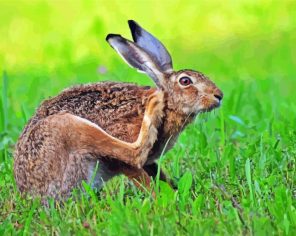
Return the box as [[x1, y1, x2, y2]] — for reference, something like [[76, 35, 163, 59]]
[[213, 89, 223, 101]]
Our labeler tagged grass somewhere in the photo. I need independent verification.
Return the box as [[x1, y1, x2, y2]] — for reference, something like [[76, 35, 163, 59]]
[[0, 0, 296, 235]]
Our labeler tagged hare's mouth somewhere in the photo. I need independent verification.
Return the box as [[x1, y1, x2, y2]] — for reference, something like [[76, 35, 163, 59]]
[[200, 100, 221, 113]]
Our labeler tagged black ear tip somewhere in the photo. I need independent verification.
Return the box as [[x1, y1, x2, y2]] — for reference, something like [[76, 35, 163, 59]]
[[128, 20, 138, 32], [128, 20, 137, 27], [106, 33, 121, 41], [106, 34, 128, 46], [128, 20, 142, 42]]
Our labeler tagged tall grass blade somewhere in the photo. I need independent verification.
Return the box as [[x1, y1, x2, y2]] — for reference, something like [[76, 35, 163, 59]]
[[245, 158, 254, 205], [1, 71, 8, 132]]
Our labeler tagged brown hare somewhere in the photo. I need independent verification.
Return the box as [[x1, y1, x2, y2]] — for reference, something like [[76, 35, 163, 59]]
[[14, 20, 223, 200]]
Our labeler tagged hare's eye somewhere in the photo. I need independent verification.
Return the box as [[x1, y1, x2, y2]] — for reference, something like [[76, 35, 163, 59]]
[[179, 77, 193, 86]]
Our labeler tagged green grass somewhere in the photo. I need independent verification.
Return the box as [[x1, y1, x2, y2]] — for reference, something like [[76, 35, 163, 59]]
[[0, 0, 296, 235]]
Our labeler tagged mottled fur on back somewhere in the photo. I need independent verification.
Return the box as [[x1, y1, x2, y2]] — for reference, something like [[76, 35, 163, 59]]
[[21, 82, 155, 143]]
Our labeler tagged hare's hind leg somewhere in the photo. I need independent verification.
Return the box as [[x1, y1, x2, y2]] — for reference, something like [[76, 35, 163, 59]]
[[14, 117, 81, 199], [50, 90, 164, 169]]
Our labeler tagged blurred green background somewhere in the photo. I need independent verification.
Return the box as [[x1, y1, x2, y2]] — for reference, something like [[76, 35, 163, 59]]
[[0, 0, 296, 235], [1, 0, 295, 135]]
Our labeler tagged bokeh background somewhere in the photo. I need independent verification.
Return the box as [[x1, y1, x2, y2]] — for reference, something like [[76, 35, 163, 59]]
[[1, 0, 295, 138], [0, 0, 295, 234]]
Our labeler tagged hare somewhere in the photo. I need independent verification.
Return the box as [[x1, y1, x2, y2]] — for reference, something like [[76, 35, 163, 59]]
[[14, 20, 223, 200]]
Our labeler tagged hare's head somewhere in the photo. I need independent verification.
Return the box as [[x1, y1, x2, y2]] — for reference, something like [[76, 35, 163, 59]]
[[106, 20, 223, 116]]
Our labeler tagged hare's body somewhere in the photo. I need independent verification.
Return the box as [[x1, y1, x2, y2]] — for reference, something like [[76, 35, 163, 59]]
[[14, 20, 223, 200], [14, 82, 187, 198]]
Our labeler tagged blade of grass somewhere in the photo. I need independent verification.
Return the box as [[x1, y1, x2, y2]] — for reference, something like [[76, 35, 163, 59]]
[[21, 104, 30, 124], [220, 108, 225, 147], [245, 158, 254, 205], [1, 71, 8, 132], [23, 199, 38, 235]]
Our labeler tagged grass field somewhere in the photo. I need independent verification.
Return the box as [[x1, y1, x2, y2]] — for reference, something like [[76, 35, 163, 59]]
[[0, 0, 295, 235]]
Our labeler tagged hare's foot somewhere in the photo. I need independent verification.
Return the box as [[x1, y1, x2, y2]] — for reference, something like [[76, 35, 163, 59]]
[[121, 166, 155, 198], [143, 162, 176, 189], [131, 90, 164, 168]]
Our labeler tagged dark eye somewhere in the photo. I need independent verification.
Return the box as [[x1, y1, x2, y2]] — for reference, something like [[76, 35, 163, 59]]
[[179, 76, 193, 86]]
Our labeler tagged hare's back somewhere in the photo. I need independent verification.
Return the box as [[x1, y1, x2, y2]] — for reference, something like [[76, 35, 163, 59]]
[[24, 81, 156, 143]]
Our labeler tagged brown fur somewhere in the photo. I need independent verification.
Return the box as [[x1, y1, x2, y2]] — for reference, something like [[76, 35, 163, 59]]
[[14, 21, 224, 200], [14, 85, 164, 199], [21, 82, 155, 143], [14, 74, 222, 199]]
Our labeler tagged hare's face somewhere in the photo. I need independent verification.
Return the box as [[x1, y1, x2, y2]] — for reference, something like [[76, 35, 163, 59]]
[[167, 70, 223, 115], [106, 21, 223, 116]]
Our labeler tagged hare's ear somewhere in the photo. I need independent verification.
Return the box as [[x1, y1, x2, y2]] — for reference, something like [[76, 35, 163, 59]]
[[128, 20, 173, 73], [106, 34, 166, 88]]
